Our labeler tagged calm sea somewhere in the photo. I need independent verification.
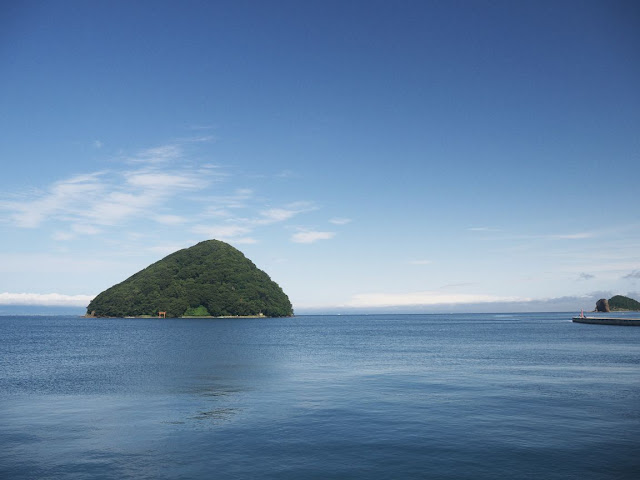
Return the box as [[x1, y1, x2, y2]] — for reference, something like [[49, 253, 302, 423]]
[[1, 313, 639, 479]]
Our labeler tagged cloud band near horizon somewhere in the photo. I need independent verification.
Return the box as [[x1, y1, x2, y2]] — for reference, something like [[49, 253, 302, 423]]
[[0, 292, 96, 307], [346, 291, 530, 308]]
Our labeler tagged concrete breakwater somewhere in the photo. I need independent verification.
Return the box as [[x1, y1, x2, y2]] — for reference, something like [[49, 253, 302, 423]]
[[572, 316, 640, 326]]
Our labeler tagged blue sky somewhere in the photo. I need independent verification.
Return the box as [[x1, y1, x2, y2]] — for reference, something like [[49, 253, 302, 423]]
[[1, 0, 639, 313]]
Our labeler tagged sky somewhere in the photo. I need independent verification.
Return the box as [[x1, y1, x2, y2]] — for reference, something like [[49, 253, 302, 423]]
[[1, 0, 639, 314]]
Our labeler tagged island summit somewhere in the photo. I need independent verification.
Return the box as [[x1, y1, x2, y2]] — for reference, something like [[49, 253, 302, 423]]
[[86, 240, 293, 318]]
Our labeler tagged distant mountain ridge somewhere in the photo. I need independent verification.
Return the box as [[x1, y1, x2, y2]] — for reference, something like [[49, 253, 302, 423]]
[[86, 240, 293, 318]]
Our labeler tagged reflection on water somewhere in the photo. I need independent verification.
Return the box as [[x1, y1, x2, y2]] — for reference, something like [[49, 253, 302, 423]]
[[185, 375, 247, 398], [191, 408, 239, 421], [1, 314, 639, 480], [180, 377, 244, 424]]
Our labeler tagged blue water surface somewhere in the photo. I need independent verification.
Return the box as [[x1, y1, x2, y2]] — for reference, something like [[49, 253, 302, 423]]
[[1, 313, 639, 479]]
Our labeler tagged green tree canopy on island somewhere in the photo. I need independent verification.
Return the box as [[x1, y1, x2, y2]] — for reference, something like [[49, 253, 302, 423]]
[[86, 240, 293, 318], [608, 295, 640, 311]]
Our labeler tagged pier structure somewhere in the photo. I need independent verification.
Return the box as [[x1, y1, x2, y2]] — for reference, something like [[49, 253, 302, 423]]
[[572, 316, 640, 326]]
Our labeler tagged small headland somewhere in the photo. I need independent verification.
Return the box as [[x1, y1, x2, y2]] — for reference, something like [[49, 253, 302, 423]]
[[574, 294, 640, 325], [593, 295, 640, 313]]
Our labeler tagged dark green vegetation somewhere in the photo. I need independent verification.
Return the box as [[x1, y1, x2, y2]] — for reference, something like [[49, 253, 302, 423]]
[[184, 305, 211, 316], [608, 295, 640, 311], [86, 240, 293, 318]]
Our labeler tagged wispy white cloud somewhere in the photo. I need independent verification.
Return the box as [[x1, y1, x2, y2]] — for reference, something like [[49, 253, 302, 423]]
[[624, 270, 640, 279], [549, 232, 594, 240], [82, 191, 158, 226], [330, 217, 352, 225], [192, 224, 253, 239], [181, 134, 217, 143], [128, 144, 183, 164], [468, 226, 493, 231], [0, 252, 136, 276], [192, 200, 317, 242], [408, 259, 432, 265], [202, 207, 234, 218], [72, 224, 101, 235], [471, 228, 594, 241], [438, 282, 477, 289], [3, 172, 106, 228], [257, 202, 316, 225], [347, 291, 528, 308], [188, 124, 218, 131], [52, 231, 75, 241], [125, 171, 202, 189], [0, 292, 95, 306], [232, 237, 259, 244], [1, 140, 324, 253], [0, 143, 217, 231], [154, 214, 187, 225], [275, 170, 297, 178], [259, 208, 300, 223], [291, 230, 336, 244], [53, 223, 103, 241], [197, 189, 254, 214], [249, 169, 299, 180]]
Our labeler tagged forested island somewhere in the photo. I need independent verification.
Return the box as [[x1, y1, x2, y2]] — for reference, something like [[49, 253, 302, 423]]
[[594, 295, 640, 312], [86, 240, 293, 318], [608, 295, 640, 311]]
